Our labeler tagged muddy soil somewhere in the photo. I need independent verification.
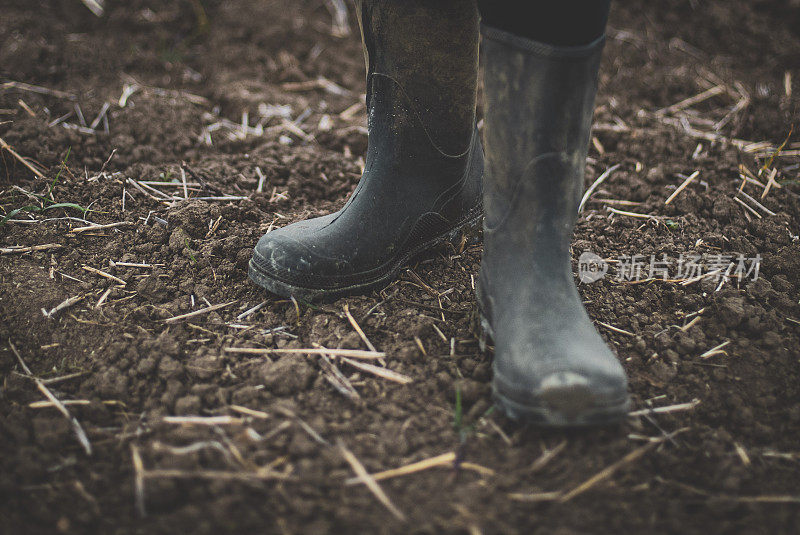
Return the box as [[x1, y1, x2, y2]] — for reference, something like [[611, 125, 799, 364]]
[[1, 1, 799, 533]]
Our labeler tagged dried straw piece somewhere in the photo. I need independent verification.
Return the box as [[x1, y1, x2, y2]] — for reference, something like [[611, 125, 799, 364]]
[[578, 163, 621, 213], [339, 357, 412, 384], [655, 85, 725, 116], [228, 405, 269, 419], [699, 340, 730, 359], [736, 189, 777, 217], [141, 469, 291, 481], [606, 207, 660, 220], [339, 440, 406, 521], [82, 265, 126, 286], [0, 136, 45, 177], [10, 342, 92, 455], [346, 452, 456, 485], [628, 398, 700, 416], [596, 321, 634, 337], [0, 81, 75, 99], [236, 300, 268, 320], [224, 347, 386, 359], [164, 301, 237, 323], [665, 170, 700, 205], [558, 441, 660, 502], [70, 221, 132, 234], [162, 415, 244, 425], [1, 243, 63, 255], [80, 0, 104, 17], [530, 440, 567, 472], [343, 303, 377, 352], [319, 354, 361, 400], [131, 445, 146, 517], [42, 295, 83, 318]]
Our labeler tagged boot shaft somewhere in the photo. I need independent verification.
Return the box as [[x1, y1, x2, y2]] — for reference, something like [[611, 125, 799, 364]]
[[477, 29, 630, 426], [480, 26, 604, 266], [355, 0, 479, 157]]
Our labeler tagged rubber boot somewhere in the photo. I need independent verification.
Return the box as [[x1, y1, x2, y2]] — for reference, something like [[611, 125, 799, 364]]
[[249, 0, 483, 302], [477, 26, 630, 426]]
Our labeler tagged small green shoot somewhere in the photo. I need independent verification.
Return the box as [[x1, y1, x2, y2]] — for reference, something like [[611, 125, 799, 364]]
[[0, 205, 38, 227], [48, 147, 71, 195], [453, 386, 496, 444], [43, 202, 89, 212], [189, 0, 210, 36], [454, 385, 463, 433], [295, 298, 321, 311], [184, 237, 197, 263], [0, 201, 88, 228]]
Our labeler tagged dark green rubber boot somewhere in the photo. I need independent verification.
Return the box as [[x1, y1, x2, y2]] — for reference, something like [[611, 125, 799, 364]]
[[249, 0, 483, 302], [477, 26, 630, 426]]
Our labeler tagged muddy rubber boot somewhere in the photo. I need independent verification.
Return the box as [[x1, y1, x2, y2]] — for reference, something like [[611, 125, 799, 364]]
[[249, 0, 483, 302], [477, 26, 630, 426]]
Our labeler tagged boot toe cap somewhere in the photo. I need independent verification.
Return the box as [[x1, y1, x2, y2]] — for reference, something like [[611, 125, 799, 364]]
[[252, 230, 319, 278], [249, 217, 362, 295], [493, 361, 629, 426]]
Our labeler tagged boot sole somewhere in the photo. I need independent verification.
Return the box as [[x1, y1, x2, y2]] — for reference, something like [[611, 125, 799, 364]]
[[478, 312, 630, 427], [249, 211, 482, 303]]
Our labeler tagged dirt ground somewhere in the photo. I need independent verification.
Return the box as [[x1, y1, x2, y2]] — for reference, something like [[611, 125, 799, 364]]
[[1, 0, 799, 533]]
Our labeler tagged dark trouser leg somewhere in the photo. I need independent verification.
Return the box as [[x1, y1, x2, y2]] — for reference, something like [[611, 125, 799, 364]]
[[478, 0, 610, 46]]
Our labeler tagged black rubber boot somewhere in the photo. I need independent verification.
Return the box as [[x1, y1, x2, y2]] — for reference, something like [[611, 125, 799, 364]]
[[477, 26, 630, 426], [249, 0, 483, 302]]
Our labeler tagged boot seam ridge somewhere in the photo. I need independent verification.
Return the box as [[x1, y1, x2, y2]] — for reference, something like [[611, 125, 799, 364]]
[[370, 72, 473, 158], [432, 128, 481, 211]]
